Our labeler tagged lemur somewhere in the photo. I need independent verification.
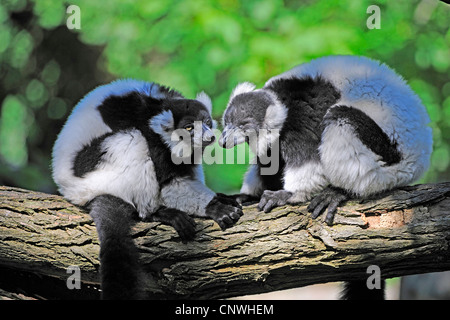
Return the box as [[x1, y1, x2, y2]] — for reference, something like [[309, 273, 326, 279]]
[[219, 55, 432, 299], [52, 79, 242, 299]]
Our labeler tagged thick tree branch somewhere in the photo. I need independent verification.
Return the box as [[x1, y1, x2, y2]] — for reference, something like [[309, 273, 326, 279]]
[[0, 183, 450, 299]]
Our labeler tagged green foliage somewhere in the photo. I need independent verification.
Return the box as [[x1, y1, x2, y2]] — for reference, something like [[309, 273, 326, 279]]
[[0, 0, 448, 193]]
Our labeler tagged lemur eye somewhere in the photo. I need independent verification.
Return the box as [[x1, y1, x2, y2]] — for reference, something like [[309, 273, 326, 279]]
[[185, 126, 193, 131]]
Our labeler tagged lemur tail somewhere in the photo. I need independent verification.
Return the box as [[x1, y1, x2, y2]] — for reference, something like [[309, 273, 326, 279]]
[[87, 194, 147, 299], [340, 280, 385, 300]]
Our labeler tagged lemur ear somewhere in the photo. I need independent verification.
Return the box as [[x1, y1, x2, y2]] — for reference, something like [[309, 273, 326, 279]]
[[230, 82, 256, 100], [196, 91, 212, 115], [149, 110, 174, 135]]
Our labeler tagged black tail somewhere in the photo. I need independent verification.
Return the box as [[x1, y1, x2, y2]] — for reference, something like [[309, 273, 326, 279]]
[[87, 194, 146, 300], [340, 280, 385, 300]]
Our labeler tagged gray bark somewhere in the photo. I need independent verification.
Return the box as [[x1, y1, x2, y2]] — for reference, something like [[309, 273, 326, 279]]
[[0, 183, 450, 299]]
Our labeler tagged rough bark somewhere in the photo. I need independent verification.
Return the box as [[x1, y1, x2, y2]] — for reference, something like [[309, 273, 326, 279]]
[[0, 183, 450, 299]]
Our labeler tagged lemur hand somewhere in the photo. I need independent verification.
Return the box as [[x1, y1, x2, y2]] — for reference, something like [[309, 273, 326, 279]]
[[258, 190, 293, 213], [205, 194, 243, 230], [150, 207, 196, 242], [307, 186, 349, 225]]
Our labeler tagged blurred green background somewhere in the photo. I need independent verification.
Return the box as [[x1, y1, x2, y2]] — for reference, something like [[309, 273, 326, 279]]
[[0, 0, 448, 195]]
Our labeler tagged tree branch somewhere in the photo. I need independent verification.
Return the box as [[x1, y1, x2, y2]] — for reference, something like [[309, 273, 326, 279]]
[[1, 183, 450, 299]]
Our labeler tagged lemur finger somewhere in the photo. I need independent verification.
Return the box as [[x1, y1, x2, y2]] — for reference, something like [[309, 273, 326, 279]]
[[222, 204, 242, 222], [307, 194, 325, 213], [175, 224, 195, 242], [324, 193, 348, 225], [229, 211, 242, 221], [174, 216, 196, 242], [258, 198, 267, 211], [263, 199, 275, 213], [222, 215, 234, 227], [183, 213, 197, 228], [325, 203, 338, 226], [215, 218, 228, 231], [258, 190, 273, 211], [310, 200, 328, 219]]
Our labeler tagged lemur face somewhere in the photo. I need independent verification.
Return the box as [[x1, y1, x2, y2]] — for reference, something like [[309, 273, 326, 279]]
[[219, 90, 274, 149], [166, 99, 216, 147], [149, 98, 216, 158]]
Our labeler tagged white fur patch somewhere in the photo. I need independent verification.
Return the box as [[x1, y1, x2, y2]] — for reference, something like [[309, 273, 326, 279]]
[[262, 97, 288, 131], [320, 121, 422, 197], [54, 130, 160, 218], [195, 91, 213, 114], [283, 162, 328, 202], [240, 92, 288, 158], [230, 82, 256, 100], [149, 110, 175, 146]]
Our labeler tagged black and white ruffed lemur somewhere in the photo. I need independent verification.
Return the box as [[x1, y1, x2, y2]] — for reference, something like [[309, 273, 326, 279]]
[[52, 79, 242, 299], [219, 55, 432, 299]]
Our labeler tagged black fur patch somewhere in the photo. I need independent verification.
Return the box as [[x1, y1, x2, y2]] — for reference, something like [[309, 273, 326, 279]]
[[257, 146, 285, 191], [341, 280, 385, 300], [98, 92, 162, 132], [265, 76, 341, 167], [143, 130, 197, 187], [73, 133, 113, 177], [323, 105, 402, 165]]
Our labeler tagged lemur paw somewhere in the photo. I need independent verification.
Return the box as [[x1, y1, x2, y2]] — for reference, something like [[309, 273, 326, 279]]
[[149, 208, 196, 242], [222, 193, 259, 205], [307, 186, 349, 225], [258, 190, 293, 213], [206, 194, 243, 230]]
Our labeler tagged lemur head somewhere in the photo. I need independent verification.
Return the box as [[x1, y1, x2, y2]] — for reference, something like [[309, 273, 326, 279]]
[[219, 82, 288, 150], [150, 92, 216, 158]]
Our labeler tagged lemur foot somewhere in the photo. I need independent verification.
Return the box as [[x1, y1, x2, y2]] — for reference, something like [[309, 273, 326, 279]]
[[258, 190, 293, 213], [206, 194, 243, 230], [307, 186, 349, 225], [150, 207, 196, 242]]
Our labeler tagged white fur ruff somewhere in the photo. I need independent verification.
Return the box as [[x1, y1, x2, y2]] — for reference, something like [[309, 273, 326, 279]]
[[229, 82, 256, 100]]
